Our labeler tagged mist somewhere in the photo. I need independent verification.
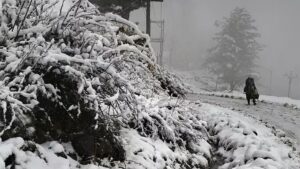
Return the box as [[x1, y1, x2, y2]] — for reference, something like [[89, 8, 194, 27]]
[[130, 0, 300, 99], [1, 1, 300, 168]]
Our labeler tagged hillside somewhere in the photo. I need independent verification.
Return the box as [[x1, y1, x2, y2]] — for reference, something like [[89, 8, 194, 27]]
[[0, 1, 299, 169]]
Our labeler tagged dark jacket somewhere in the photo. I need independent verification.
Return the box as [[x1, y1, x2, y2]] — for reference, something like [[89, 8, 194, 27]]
[[244, 77, 259, 99]]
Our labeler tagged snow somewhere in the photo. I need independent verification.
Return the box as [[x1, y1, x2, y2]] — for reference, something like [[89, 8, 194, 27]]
[[198, 103, 300, 169], [174, 70, 300, 109], [172, 69, 300, 114], [0, 93, 299, 169], [170, 70, 300, 167], [0, 0, 299, 168], [117, 94, 300, 169], [189, 93, 300, 151], [0, 138, 78, 169], [81, 164, 109, 169], [42, 141, 65, 153], [121, 129, 174, 169], [199, 90, 300, 109]]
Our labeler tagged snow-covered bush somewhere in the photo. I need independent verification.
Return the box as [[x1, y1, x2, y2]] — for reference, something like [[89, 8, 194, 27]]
[[1, 1, 299, 169], [0, 0, 187, 166], [206, 110, 300, 169], [122, 98, 214, 169]]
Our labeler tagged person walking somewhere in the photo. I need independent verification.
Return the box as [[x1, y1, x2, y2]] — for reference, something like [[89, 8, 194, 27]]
[[244, 77, 259, 105]]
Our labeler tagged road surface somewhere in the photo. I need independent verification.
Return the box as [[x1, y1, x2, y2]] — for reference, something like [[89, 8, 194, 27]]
[[188, 93, 300, 150]]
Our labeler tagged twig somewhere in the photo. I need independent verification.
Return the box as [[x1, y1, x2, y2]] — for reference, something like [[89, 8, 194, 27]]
[[59, 0, 66, 16], [15, 0, 34, 40], [74, 0, 83, 16], [15, 44, 37, 72], [89, 40, 96, 58], [10, 1, 26, 31]]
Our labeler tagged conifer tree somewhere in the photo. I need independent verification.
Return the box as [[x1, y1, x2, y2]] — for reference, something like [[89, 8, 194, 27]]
[[205, 7, 262, 90]]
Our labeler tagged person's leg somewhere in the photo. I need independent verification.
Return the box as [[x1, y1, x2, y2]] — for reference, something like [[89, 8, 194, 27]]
[[253, 98, 256, 105], [246, 95, 250, 105]]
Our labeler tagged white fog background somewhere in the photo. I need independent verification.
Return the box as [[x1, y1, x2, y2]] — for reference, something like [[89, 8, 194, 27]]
[[130, 0, 300, 99]]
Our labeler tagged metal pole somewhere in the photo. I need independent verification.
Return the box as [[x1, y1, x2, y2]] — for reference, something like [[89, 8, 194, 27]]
[[285, 71, 298, 98], [269, 70, 272, 95], [215, 77, 218, 91], [159, 20, 164, 66], [146, 0, 151, 36], [288, 78, 291, 97]]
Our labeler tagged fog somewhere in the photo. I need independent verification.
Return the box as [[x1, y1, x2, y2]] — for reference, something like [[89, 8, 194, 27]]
[[130, 0, 300, 99]]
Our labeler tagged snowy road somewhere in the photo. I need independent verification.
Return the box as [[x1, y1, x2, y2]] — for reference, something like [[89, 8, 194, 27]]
[[188, 93, 300, 150]]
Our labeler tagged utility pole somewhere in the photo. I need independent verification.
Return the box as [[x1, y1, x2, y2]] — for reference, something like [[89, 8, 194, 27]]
[[284, 71, 298, 97], [146, 0, 163, 36], [215, 77, 219, 91], [145, 0, 164, 65], [269, 70, 272, 95], [146, 0, 151, 35], [151, 20, 164, 66]]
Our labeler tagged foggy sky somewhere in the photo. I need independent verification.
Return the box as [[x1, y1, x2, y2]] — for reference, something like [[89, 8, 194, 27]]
[[130, 0, 300, 99]]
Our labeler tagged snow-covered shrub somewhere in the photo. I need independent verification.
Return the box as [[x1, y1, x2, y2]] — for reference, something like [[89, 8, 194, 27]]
[[0, 0, 186, 165], [207, 115, 299, 169], [122, 98, 213, 169], [0, 137, 79, 169]]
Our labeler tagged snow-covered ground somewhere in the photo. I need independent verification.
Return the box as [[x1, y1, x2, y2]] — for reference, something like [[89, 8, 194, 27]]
[[1, 94, 299, 169], [197, 90, 300, 109], [120, 97, 300, 169], [174, 69, 300, 108], [0, 0, 299, 168], [176, 69, 300, 150], [198, 102, 300, 169], [189, 93, 300, 151], [172, 70, 220, 92], [174, 69, 300, 167]]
